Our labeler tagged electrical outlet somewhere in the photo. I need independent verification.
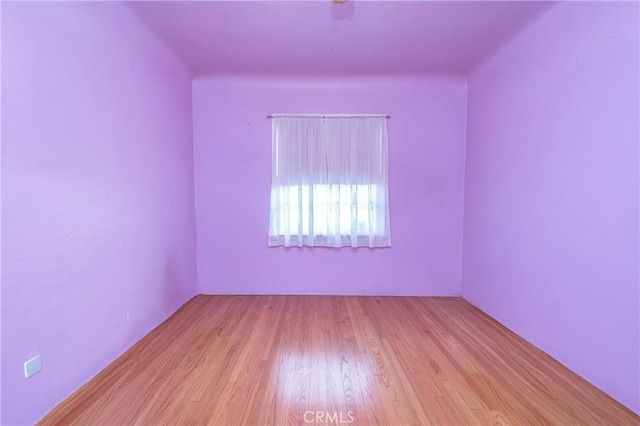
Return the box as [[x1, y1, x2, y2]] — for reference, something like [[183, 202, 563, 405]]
[[24, 355, 42, 378]]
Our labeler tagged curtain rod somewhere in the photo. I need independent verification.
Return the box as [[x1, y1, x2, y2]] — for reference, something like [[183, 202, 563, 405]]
[[267, 114, 390, 119]]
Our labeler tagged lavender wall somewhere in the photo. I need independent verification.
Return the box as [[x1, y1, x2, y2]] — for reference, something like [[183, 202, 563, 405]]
[[193, 76, 467, 296], [462, 2, 639, 414], [1, 3, 197, 424], [1, 3, 5, 423]]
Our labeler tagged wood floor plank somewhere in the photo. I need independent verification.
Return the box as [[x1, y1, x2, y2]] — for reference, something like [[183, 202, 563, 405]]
[[39, 295, 639, 426]]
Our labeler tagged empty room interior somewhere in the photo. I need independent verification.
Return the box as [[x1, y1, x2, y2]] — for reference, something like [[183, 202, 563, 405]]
[[1, 0, 639, 425]]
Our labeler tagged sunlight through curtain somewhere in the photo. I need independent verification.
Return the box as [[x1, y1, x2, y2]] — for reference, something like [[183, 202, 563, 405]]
[[268, 115, 390, 248]]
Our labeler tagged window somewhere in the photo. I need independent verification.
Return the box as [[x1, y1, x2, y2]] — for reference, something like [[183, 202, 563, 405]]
[[268, 115, 390, 248], [273, 184, 379, 236]]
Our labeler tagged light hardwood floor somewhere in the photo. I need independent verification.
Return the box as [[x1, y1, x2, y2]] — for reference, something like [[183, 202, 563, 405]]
[[40, 295, 639, 425]]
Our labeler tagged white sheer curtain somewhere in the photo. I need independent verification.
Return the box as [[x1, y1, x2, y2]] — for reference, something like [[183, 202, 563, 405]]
[[268, 114, 390, 248]]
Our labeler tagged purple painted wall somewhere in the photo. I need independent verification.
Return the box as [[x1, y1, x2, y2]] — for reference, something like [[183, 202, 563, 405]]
[[1, 3, 5, 423], [3, 0, 637, 422], [193, 76, 467, 296], [1, 3, 197, 424], [462, 1, 639, 414]]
